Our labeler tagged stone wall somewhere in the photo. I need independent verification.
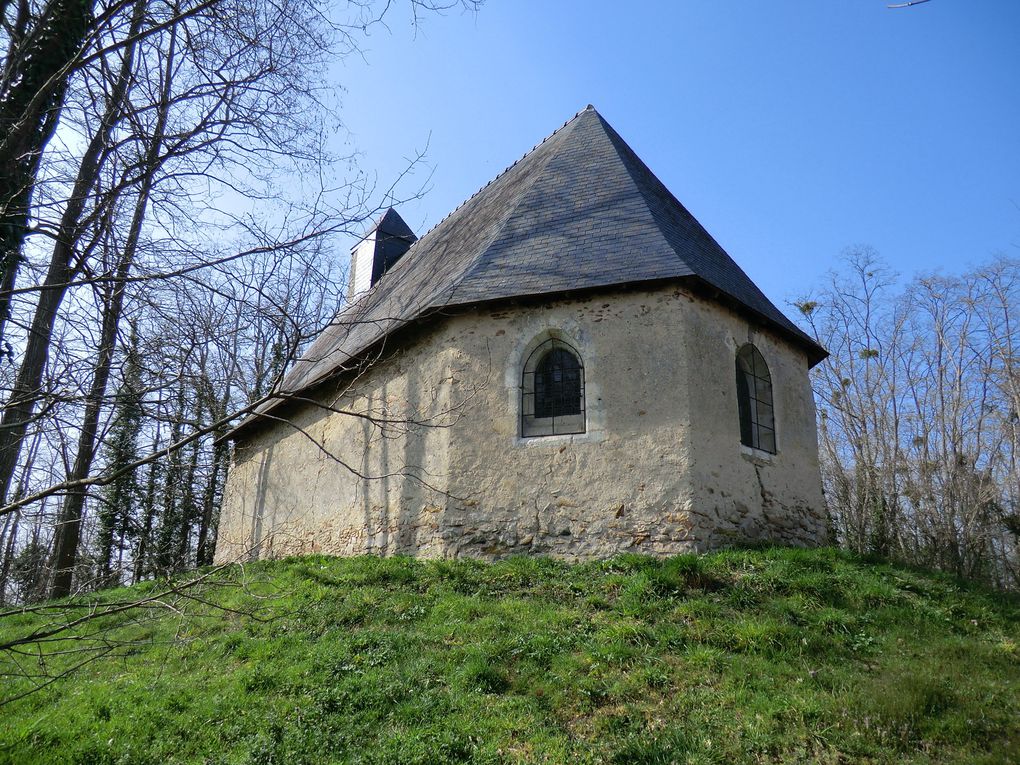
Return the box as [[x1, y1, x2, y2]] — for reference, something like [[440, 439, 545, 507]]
[[213, 284, 828, 564]]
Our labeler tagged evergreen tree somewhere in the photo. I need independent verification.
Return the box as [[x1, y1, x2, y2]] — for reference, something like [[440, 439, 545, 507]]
[[96, 331, 143, 587]]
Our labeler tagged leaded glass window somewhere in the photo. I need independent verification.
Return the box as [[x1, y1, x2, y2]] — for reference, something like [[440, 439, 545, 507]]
[[521, 339, 585, 437], [736, 344, 776, 454]]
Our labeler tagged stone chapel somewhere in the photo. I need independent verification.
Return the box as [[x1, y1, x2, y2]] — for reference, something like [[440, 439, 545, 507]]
[[213, 106, 829, 564]]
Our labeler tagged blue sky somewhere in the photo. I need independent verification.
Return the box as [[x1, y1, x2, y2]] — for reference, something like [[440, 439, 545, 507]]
[[331, 1, 1020, 308]]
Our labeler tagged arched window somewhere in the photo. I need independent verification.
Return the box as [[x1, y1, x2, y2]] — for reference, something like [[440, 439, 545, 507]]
[[735, 344, 776, 454], [521, 338, 585, 437]]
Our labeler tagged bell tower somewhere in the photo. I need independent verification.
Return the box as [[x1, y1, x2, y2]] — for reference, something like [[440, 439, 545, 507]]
[[347, 207, 417, 302]]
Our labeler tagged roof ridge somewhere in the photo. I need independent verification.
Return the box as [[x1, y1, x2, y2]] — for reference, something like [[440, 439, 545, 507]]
[[336, 111, 587, 318], [381, 105, 596, 257], [589, 111, 813, 344], [441, 116, 587, 303]]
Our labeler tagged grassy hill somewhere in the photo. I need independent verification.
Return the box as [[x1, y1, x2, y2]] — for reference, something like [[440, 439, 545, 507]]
[[1, 548, 1018, 764]]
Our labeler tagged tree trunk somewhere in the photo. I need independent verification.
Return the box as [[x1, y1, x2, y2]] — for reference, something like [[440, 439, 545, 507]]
[[133, 430, 162, 584], [155, 385, 187, 574], [50, 45, 168, 594], [0, 510, 18, 604], [0, 0, 94, 344], [0, 0, 145, 512], [196, 428, 228, 566]]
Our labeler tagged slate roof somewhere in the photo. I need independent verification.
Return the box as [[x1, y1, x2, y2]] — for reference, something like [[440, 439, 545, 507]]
[[232, 106, 826, 438], [374, 206, 416, 242], [346, 207, 417, 302], [369, 207, 418, 283]]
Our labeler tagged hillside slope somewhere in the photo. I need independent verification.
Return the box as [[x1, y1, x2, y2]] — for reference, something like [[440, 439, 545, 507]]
[[1, 548, 1017, 764]]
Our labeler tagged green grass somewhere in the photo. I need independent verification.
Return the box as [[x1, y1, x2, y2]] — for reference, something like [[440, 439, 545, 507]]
[[1, 547, 1018, 764]]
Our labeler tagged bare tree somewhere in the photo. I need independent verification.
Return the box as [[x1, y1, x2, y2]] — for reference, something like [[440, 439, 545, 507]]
[[800, 250, 1019, 587], [0, 0, 480, 605]]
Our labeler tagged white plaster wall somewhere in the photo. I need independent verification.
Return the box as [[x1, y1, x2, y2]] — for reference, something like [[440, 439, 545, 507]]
[[214, 284, 828, 565], [347, 232, 376, 301], [214, 331, 458, 563]]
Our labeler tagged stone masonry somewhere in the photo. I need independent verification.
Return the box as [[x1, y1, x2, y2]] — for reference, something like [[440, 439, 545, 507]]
[[214, 284, 828, 564]]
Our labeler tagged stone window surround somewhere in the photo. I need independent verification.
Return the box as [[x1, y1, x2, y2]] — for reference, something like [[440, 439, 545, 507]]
[[507, 322, 607, 446], [741, 444, 777, 464]]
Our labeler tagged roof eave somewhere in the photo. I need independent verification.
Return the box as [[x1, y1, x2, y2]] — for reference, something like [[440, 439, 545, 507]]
[[220, 276, 827, 445], [680, 276, 828, 367]]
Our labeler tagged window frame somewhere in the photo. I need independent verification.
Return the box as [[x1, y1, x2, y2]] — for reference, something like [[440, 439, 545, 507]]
[[521, 338, 586, 438], [735, 344, 777, 454]]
